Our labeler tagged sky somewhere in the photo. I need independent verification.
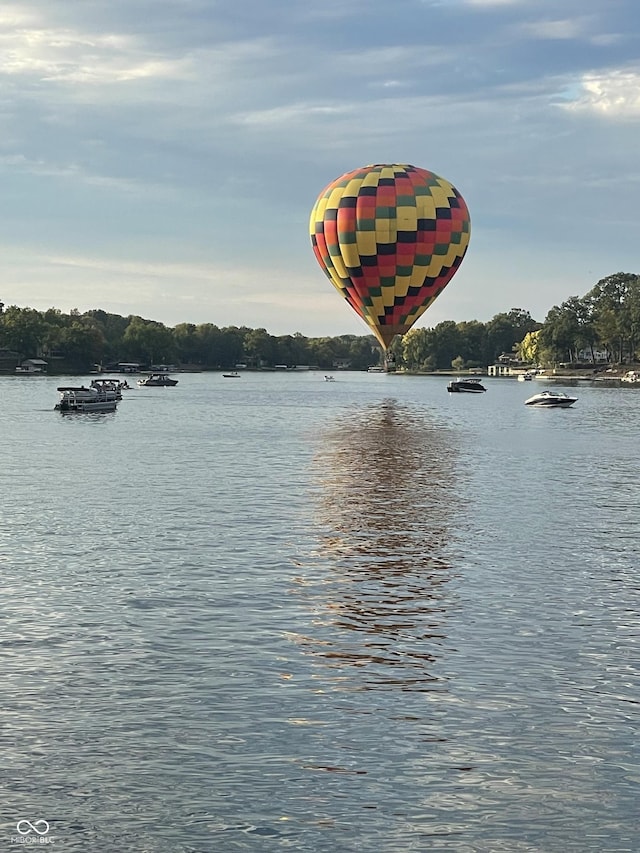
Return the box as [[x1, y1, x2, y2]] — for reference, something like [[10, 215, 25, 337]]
[[1, 0, 639, 338]]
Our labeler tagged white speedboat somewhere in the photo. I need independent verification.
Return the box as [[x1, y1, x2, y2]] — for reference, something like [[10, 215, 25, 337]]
[[55, 386, 119, 413], [447, 378, 486, 393], [137, 373, 178, 387], [524, 390, 577, 408]]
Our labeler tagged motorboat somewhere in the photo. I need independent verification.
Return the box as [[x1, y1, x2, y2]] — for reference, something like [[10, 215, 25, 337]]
[[137, 373, 178, 387], [324, 375, 335, 381], [55, 386, 119, 413], [517, 371, 535, 382], [447, 378, 486, 393], [524, 390, 577, 408], [222, 371, 241, 378]]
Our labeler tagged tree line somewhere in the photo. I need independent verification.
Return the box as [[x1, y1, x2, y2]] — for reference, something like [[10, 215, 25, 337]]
[[0, 272, 638, 372]]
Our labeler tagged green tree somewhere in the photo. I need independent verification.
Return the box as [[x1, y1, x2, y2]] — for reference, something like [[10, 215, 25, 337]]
[[402, 327, 434, 370], [430, 321, 462, 369], [587, 272, 640, 362], [485, 309, 538, 363], [123, 317, 175, 364], [539, 301, 581, 363], [244, 328, 277, 367], [59, 321, 106, 370], [219, 327, 247, 368], [0, 306, 46, 356], [86, 310, 130, 363], [173, 323, 199, 364], [455, 320, 487, 367], [274, 333, 309, 366]]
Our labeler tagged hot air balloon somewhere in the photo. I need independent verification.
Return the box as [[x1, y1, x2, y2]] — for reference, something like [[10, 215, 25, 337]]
[[309, 163, 470, 353]]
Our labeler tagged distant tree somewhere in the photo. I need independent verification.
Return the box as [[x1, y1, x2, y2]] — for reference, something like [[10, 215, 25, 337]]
[[306, 336, 339, 368], [0, 306, 47, 356], [402, 328, 434, 370], [455, 320, 487, 366], [485, 309, 539, 363], [275, 333, 309, 366], [219, 326, 247, 367], [539, 301, 581, 363], [347, 335, 379, 370], [539, 295, 604, 364], [430, 321, 462, 369], [516, 330, 541, 364], [587, 272, 640, 362], [86, 310, 130, 362], [123, 317, 175, 364], [59, 321, 106, 369], [190, 324, 220, 366], [173, 323, 199, 364], [244, 328, 277, 367]]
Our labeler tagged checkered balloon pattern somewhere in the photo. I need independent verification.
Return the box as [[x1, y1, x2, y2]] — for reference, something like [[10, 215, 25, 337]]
[[310, 164, 471, 350]]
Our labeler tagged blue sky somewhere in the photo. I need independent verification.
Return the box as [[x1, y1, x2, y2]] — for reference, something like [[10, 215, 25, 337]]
[[1, 0, 638, 337]]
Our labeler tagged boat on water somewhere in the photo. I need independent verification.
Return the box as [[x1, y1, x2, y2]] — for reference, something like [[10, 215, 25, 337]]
[[55, 386, 119, 413], [447, 378, 486, 393], [524, 390, 577, 408], [324, 375, 335, 382], [621, 370, 640, 384], [517, 371, 535, 382], [222, 372, 241, 378], [137, 373, 178, 387]]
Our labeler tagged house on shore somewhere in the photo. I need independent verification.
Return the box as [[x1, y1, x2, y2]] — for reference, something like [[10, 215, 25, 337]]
[[16, 358, 48, 374]]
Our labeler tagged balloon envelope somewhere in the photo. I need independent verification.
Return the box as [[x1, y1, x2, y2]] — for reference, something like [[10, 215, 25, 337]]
[[309, 163, 470, 349]]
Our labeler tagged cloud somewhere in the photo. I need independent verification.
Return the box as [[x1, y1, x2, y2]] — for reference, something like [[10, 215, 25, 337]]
[[561, 69, 640, 118], [518, 17, 593, 40]]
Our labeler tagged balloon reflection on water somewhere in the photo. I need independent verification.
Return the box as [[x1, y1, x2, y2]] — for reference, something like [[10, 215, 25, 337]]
[[293, 399, 464, 692]]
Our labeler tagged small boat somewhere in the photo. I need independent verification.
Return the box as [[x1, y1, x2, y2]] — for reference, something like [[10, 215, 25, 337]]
[[55, 386, 119, 413], [524, 391, 577, 408], [324, 375, 335, 382], [222, 372, 241, 378], [621, 370, 640, 384], [517, 372, 535, 382], [137, 373, 178, 387], [447, 378, 486, 393]]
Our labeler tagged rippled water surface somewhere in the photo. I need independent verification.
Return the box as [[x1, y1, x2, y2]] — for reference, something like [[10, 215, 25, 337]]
[[1, 372, 638, 852]]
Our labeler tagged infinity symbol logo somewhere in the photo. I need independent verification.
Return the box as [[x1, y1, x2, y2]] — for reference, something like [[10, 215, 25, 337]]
[[16, 819, 50, 836]]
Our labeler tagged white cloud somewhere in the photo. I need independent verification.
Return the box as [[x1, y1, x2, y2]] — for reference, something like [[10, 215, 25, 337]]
[[0, 3, 195, 88], [562, 69, 640, 118]]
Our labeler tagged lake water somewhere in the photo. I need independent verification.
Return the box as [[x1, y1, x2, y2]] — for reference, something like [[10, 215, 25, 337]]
[[1, 372, 638, 852]]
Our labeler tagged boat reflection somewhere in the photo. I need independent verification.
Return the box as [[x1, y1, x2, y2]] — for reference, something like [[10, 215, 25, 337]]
[[294, 399, 463, 692]]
